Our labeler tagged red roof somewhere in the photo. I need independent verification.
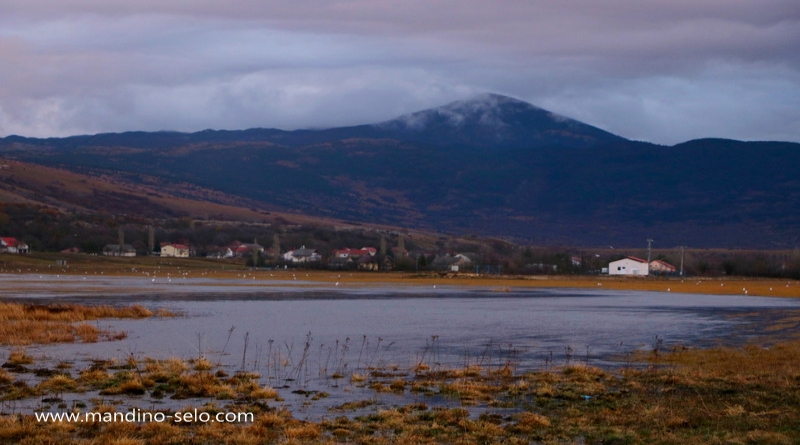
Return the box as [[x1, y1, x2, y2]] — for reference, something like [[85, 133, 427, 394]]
[[0, 237, 18, 247], [166, 244, 189, 250], [627, 256, 649, 263], [650, 259, 676, 270], [334, 247, 377, 257]]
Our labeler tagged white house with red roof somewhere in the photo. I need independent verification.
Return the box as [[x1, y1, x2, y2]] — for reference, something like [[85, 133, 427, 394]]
[[161, 243, 190, 258], [608, 256, 650, 276], [222, 241, 265, 259], [0, 237, 28, 254], [332, 247, 377, 259]]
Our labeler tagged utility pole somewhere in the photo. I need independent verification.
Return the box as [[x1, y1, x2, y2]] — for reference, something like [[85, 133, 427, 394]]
[[252, 237, 259, 269], [678, 246, 686, 276], [148, 226, 155, 254], [646, 239, 653, 275]]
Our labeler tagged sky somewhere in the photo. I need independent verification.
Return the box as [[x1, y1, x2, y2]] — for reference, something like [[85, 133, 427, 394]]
[[0, 1, 798, 145]]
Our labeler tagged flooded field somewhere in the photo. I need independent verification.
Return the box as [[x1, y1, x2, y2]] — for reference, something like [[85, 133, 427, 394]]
[[4, 273, 800, 420]]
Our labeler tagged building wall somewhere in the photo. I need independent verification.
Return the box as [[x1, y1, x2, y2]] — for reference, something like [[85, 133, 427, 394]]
[[162, 245, 189, 258], [609, 258, 649, 276]]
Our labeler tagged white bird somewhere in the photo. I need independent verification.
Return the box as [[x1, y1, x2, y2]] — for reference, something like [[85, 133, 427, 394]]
[[335, 282, 339, 286], [667, 288, 671, 292]]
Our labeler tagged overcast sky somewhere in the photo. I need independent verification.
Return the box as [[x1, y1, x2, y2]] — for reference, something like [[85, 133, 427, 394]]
[[1, 1, 798, 145]]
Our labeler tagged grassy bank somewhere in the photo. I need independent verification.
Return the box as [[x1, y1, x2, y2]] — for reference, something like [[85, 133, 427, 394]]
[[0, 302, 172, 346], [3, 338, 800, 444]]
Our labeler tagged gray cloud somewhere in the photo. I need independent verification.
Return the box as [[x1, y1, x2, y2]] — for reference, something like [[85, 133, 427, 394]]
[[0, 1, 798, 144]]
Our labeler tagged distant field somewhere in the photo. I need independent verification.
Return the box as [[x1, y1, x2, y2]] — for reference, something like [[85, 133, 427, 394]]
[[2, 253, 799, 298]]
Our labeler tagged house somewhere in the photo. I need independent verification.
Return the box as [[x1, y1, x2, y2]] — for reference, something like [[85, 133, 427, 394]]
[[161, 243, 190, 258], [332, 247, 377, 259], [102, 244, 136, 257], [608, 256, 649, 276], [390, 247, 409, 257], [357, 254, 380, 271], [205, 249, 226, 259], [328, 256, 354, 269], [649, 260, 677, 275], [0, 237, 28, 254], [381, 255, 394, 271], [283, 245, 322, 264], [431, 253, 475, 271], [224, 241, 265, 258]]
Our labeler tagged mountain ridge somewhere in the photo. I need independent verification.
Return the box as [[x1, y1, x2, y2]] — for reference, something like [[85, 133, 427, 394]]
[[1, 94, 799, 248]]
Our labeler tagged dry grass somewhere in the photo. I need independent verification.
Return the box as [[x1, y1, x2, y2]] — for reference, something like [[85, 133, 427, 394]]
[[3, 340, 800, 444], [0, 302, 170, 346]]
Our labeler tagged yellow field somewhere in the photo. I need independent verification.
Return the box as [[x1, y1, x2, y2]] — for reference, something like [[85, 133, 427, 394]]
[[3, 252, 799, 298]]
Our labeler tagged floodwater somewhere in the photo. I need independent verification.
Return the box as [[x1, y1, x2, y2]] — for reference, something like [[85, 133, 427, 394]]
[[4, 274, 800, 419]]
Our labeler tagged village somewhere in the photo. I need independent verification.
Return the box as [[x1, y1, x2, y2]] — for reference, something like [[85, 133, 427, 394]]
[[0, 230, 679, 276]]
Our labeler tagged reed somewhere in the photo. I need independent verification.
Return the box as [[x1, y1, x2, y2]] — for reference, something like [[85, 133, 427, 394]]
[[0, 302, 170, 346], [4, 335, 800, 444]]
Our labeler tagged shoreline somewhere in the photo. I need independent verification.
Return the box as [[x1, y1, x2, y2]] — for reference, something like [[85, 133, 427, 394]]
[[0, 252, 798, 298]]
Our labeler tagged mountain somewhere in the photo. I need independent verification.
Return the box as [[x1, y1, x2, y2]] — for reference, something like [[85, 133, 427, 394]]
[[370, 93, 625, 148], [1, 94, 799, 248]]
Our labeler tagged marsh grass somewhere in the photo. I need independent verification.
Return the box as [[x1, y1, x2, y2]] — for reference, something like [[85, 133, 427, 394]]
[[0, 302, 173, 346], [3, 339, 800, 443]]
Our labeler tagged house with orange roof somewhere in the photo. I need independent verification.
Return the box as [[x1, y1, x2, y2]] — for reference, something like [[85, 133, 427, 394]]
[[649, 259, 677, 275]]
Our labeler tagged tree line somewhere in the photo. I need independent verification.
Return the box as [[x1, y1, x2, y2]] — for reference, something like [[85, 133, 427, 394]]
[[2, 203, 799, 278]]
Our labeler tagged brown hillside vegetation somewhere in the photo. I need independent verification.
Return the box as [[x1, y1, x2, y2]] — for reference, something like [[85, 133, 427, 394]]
[[0, 159, 391, 229]]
